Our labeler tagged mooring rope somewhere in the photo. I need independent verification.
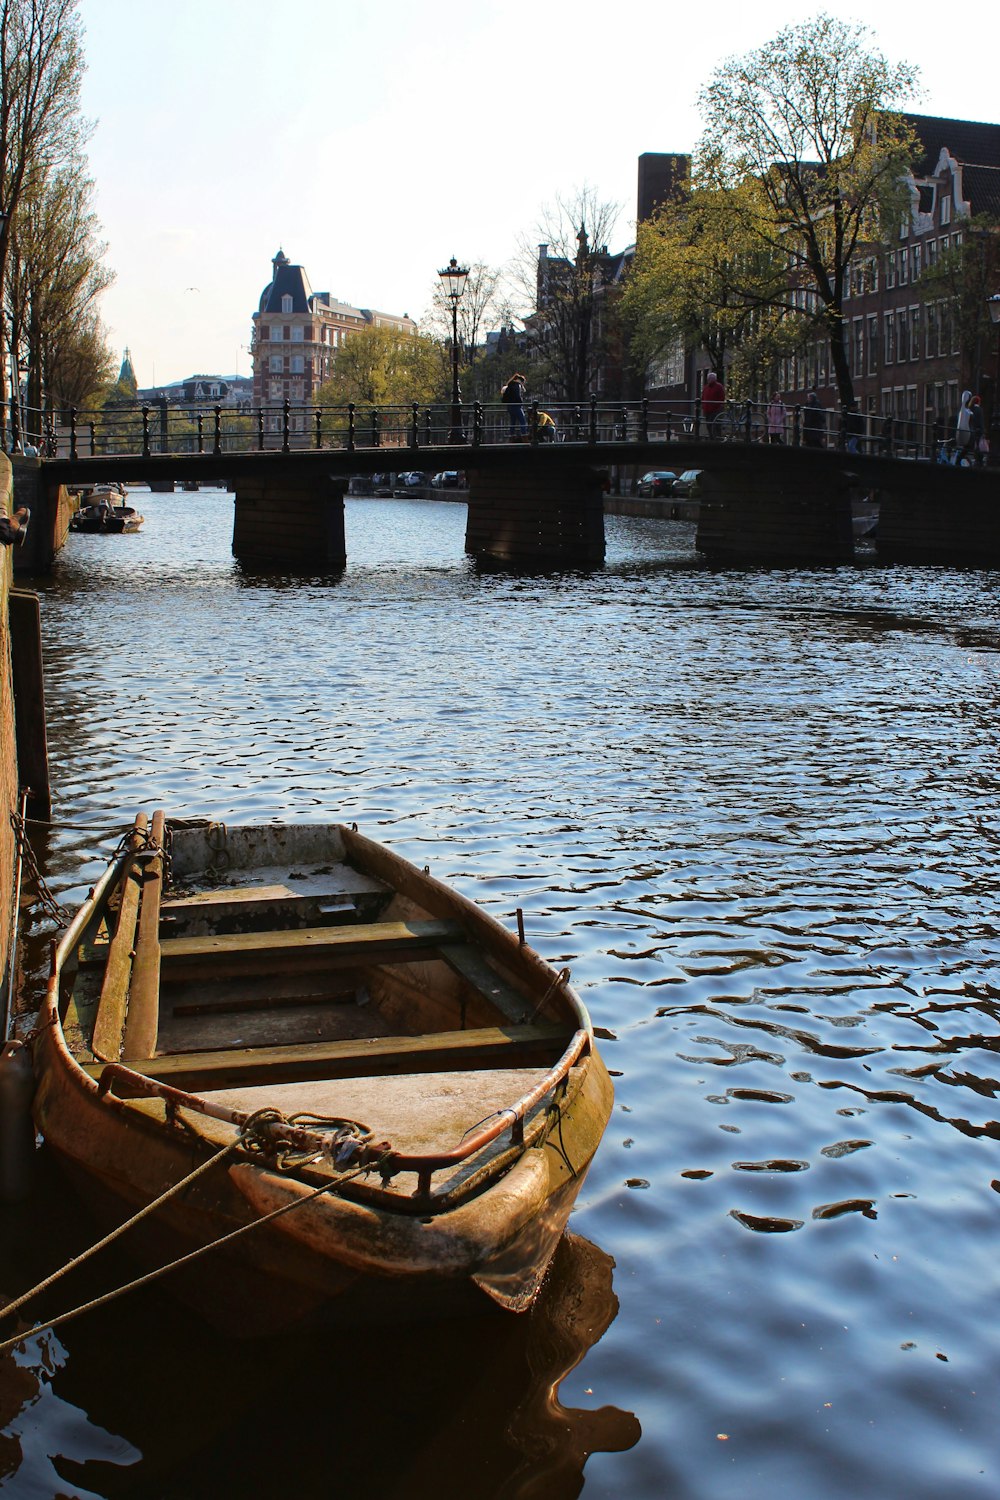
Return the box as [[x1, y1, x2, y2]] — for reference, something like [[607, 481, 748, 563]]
[[0, 1147, 388, 1358]]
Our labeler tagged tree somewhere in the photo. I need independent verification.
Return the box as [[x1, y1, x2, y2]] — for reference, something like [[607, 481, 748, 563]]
[[515, 186, 622, 401], [0, 0, 89, 415], [6, 159, 114, 417], [623, 175, 814, 397], [425, 261, 504, 368], [698, 14, 920, 407], [313, 324, 447, 409]]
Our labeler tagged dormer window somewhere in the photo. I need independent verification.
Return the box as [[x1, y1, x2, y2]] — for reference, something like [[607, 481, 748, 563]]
[[281, 294, 293, 314]]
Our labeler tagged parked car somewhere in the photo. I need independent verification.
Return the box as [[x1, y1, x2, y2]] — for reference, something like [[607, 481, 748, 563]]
[[635, 470, 678, 497], [671, 469, 703, 497], [396, 471, 427, 488], [431, 471, 462, 488]]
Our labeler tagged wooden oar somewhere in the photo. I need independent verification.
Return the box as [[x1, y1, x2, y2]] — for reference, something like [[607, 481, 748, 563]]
[[91, 813, 147, 1063], [123, 808, 165, 1061]]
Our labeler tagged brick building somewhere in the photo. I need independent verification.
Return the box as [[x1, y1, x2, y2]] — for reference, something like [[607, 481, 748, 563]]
[[634, 120, 1000, 430], [251, 250, 415, 429]]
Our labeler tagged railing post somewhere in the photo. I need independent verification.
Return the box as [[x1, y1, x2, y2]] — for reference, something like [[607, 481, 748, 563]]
[[370, 408, 380, 447], [589, 395, 598, 444], [142, 406, 151, 459], [213, 405, 223, 456], [793, 405, 802, 446], [411, 402, 419, 449], [530, 401, 539, 445], [473, 402, 483, 446], [70, 407, 78, 460], [197, 413, 205, 453], [315, 408, 322, 450], [640, 399, 648, 443], [573, 405, 582, 442], [743, 400, 752, 443], [282, 400, 290, 453], [257, 408, 265, 451], [424, 408, 432, 446], [617, 406, 627, 442], [88, 422, 96, 457], [347, 403, 356, 452]]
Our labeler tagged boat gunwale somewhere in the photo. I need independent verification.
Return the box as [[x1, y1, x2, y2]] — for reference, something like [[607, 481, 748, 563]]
[[42, 819, 600, 1201]]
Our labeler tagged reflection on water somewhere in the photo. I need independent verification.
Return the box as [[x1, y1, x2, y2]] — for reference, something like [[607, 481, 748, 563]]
[[2, 1153, 636, 1499], [4, 490, 1000, 1497]]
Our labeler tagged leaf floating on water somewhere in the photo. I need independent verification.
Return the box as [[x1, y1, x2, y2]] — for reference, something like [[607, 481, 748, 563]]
[[812, 1199, 878, 1220], [821, 1139, 874, 1159], [728, 1088, 794, 1104], [680, 1169, 714, 1179], [729, 1210, 804, 1233], [594, 1026, 617, 1041], [733, 1158, 809, 1173], [625, 1178, 650, 1190]]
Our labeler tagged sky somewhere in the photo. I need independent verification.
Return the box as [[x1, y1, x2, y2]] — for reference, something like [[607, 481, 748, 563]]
[[74, 0, 1000, 387]]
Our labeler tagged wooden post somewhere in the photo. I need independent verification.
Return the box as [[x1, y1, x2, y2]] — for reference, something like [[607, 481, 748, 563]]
[[92, 814, 148, 1063], [123, 808, 165, 1061]]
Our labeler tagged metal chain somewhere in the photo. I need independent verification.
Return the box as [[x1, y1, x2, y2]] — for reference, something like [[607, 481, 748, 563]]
[[9, 811, 72, 926]]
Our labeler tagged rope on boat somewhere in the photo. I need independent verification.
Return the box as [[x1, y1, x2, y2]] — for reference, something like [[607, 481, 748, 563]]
[[0, 1132, 390, 1358]]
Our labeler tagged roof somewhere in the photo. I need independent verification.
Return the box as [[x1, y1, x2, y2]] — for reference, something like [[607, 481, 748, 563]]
[[960, 163, 1000, 218], [258, 250, 314, 314], [904, 113, 1000, 174]]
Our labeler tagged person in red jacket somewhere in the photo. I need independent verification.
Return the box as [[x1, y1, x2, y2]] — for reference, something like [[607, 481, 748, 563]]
[[701, 370, 726, 437]]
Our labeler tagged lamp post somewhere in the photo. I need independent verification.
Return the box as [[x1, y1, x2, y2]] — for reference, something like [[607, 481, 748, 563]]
[[438, 256, 469, 444], [986, 293, 1000, 464]]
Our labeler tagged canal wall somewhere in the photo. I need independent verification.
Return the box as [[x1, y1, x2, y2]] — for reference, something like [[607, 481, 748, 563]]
[[11, 457, 76, 574], [1, 457, 20, 996]]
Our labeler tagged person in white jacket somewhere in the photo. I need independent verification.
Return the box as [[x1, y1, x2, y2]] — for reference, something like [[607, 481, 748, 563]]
[[955, 390, 975, 463]]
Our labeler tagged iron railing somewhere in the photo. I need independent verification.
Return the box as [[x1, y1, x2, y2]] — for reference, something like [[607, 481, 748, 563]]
[[0, 395, 988, 469]]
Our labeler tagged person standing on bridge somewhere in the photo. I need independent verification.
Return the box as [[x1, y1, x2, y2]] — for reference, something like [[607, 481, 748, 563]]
[[766, 393, 786, 444], [501, 373, 528, 440], [955, 391, 976, 465], [701, 371, 726, 438], [802, 391, 825, 448]]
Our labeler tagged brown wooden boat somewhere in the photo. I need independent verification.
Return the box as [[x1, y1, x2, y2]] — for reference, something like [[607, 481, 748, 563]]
[[32, 814, 612, 1332]]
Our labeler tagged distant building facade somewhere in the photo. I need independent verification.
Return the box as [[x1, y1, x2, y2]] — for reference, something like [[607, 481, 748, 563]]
[[251, 250, 416, 429], [635, 120, 1000, 429]]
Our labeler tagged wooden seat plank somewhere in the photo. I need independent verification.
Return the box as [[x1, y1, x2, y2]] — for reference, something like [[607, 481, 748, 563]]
[[158, 918, 466, 981], [84, 1022, 572, 1091]]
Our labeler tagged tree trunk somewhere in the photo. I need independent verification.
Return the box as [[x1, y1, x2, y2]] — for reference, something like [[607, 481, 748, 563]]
[[827, 309, 854, 410]]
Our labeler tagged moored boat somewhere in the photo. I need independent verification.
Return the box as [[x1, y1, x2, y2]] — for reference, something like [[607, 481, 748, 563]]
[[70, 486, 144, 534], [30, 815, 612, 1332]]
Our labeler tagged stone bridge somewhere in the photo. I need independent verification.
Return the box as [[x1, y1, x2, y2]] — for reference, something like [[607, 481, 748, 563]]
[[28, 428, 1000, 571]]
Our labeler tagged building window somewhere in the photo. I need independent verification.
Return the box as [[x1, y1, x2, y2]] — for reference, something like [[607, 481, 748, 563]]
[[909, 306, 920, 360], [269, 355, 282, 372], [898, 248, 908, 286], [885, 252, 896, 289], [940, 196, 951, 225], [884, 312, 895, 364], [291, 355, 304, 373], [291, 326, 304, 342], [269, 378, 282, 400], [925, 303, 938, 359], [897, 308, 908, 361], [912, 243, 922, 278], [867, 316, 878, 375], [852, 318, 864, 378], [281, 294, 293, 314]]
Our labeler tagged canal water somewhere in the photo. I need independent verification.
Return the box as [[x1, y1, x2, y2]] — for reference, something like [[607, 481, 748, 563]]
[[2, 487, 998, 1498]]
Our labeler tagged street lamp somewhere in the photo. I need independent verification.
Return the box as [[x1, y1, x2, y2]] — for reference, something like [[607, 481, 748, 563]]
[[987, 293, 1000, 464], [438, 256, 469, 444]]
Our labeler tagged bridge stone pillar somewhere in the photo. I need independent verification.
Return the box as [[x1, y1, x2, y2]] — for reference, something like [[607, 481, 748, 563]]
[[465, 463, 605, 567], [695, 464, 854, 564], [232, 471, 347, 571], [875, 478, 1000, 563]]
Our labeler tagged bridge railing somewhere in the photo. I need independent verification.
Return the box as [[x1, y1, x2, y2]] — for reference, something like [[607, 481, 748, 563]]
[[0, 394, 982, 467]]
